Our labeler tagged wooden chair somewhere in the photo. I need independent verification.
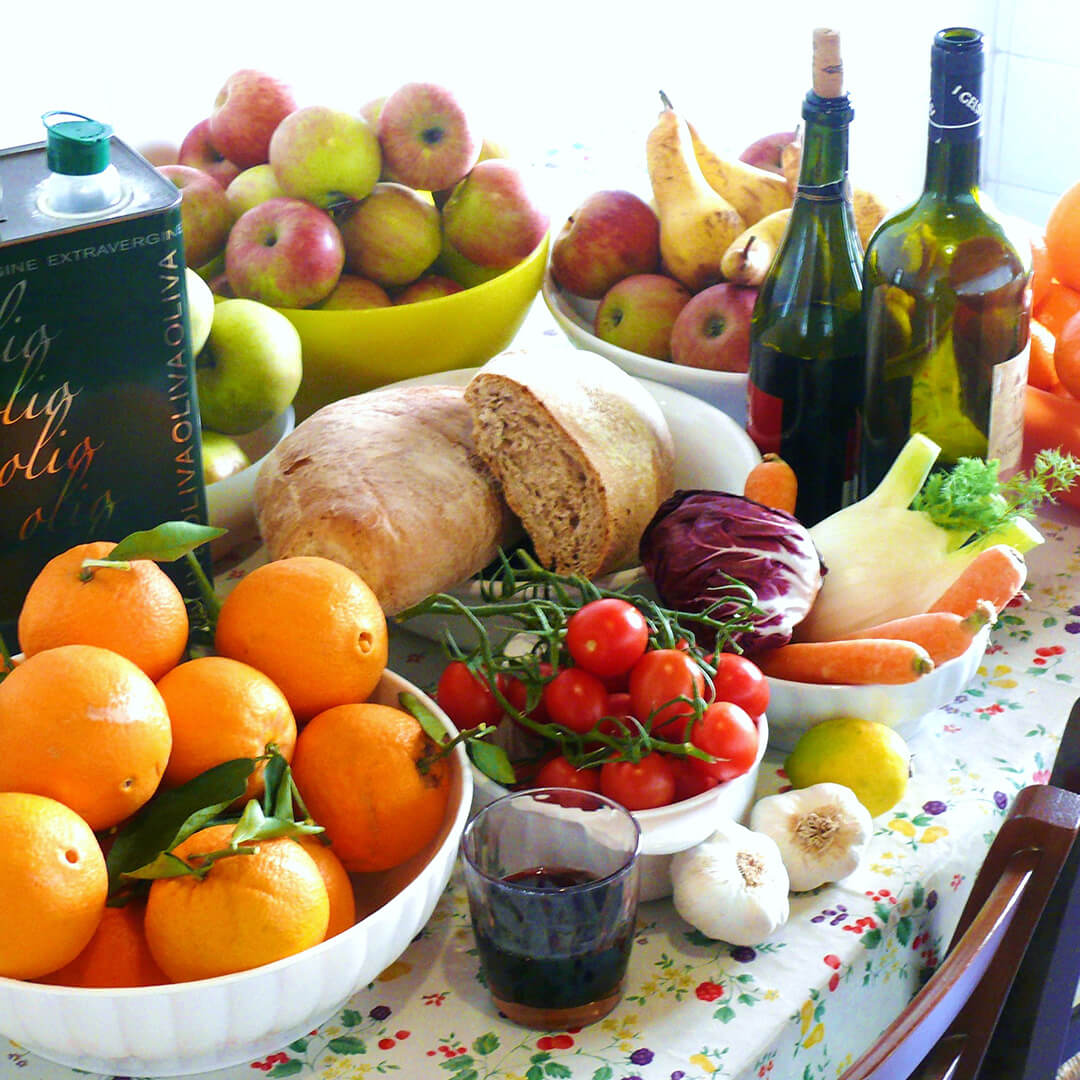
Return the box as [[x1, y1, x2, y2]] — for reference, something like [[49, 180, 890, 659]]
[[976, 695, 1080, 1079], [838, 776, 1080, 1080]]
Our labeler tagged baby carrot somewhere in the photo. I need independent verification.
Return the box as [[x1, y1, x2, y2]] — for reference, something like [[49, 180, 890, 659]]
[[744, 453, 798, 515], [845, 600, 995, 665], [928, 545, 1027, 618], [755, 638, 934, 685]]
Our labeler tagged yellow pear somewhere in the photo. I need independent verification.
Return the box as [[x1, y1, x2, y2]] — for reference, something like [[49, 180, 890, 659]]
[[688, 123, 793, 227], [646, 93, 745, 293]]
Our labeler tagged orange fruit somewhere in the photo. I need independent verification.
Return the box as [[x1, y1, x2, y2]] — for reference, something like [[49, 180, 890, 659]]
[[1031, 234, 1054, 310], [1055, 311, 1080, 400], [18, 541, 189, 682], [214, 556, 388, 721], [298, 835, 357, 938], [1028, 319, 1060, 393], [1046, 180, 1080, 291], [1036, 281, 1080, 339], [39, 902, 168, 988], [0, 645, 172, 830], [144, 824, 330, 983], [156, 656, 297, 801], [0, 792, 108, 980], [291, 702, 450, 873]]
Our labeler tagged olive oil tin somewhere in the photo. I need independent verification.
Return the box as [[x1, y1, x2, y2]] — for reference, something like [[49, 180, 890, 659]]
[[0, 133, 207, 649]]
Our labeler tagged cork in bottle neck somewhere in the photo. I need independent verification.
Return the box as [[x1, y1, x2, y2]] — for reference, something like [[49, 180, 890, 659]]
[[812, 28, 844, 98]]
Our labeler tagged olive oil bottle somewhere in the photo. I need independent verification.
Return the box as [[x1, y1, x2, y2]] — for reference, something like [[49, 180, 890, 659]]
[[859, 27, 1032, 493], [746, 28, 865, 526]]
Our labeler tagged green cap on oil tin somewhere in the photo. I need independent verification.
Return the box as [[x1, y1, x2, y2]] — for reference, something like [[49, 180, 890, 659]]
[[42, 111, 113, 175]]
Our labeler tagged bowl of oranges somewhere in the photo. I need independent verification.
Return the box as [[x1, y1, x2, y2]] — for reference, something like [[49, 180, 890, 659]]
[[0, 531, 471, 1077]]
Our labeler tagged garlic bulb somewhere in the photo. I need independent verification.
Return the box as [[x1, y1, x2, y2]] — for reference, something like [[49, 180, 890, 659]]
[[669, 817, 790, 945], [749, 782, 872, 892]]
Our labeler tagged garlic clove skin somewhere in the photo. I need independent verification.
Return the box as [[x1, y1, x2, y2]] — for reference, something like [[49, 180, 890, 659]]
[[669, 817, 790, 946], [749, 782, 872, 893]]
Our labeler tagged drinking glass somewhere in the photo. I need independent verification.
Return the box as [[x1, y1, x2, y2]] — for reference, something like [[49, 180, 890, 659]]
[[461, 787, 641, 1029]]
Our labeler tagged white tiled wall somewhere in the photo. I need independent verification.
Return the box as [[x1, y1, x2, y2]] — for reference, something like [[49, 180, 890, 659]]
[[982, 0, 1080, 221]]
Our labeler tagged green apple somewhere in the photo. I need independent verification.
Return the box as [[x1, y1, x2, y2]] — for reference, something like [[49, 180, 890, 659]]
[[185, 267, 215, 357], [435, 234, 503, 289], [196, 298, 302, 435], [337, 182, 441, 287], [225, 164, 284, 218], [268, 105, 381, 209], [200, 429, 251, 485]]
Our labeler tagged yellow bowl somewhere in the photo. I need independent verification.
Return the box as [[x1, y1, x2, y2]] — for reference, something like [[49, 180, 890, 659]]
[[276, 235, 549, 421]]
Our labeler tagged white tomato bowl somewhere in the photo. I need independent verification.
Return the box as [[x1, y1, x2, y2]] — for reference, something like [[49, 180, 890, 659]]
[[469, 712, 768, 903], [763, 624, 992, 753], [0, 670, 472, 1078]]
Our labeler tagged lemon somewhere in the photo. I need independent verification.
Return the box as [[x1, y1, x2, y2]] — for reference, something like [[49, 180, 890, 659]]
[[784, 717, 910, 818]]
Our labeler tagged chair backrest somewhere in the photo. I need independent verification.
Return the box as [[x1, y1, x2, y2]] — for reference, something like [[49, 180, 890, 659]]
[[839, 780, 1080, 1080], [976, 694, 1080, 1079]]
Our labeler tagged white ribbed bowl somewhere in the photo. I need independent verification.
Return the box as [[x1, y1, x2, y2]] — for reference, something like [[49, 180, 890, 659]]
[[764, 624, 992, 753], [0, 670, 472, 1078]]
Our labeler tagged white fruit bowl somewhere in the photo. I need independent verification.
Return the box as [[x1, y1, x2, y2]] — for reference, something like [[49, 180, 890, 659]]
[[764, 624, 992, 754], [542, 267, 750, 427], [0, 669, 472, 1078], [205, 406, 295, 558], [470, 712, 768, 903]]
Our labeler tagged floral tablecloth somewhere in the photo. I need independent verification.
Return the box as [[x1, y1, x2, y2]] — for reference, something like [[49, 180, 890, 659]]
[[5, 494, 1079, 1080]]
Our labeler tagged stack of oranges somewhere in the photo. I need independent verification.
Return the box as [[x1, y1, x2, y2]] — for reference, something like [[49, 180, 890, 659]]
[[0, 544, 451, 989], [1028, 180, 1080, 400]]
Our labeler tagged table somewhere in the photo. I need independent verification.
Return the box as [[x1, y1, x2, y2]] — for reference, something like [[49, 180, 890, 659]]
[[4, 300, 1080, 1080]]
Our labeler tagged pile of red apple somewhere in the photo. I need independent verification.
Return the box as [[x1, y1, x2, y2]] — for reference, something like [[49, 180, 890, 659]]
[[154, 70, 550, 311], [549, 133, 795, 374]]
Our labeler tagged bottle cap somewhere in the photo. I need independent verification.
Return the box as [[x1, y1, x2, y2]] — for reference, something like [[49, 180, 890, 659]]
[[42, 112, 114, 176], [929, 28, 984, 137]]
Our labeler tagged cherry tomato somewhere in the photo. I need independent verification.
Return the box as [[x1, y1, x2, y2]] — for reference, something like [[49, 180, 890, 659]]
[[436, 661, 505, 729], [504, 662, 554, 724], [689, 702, 759, 783], [628, 649, 708, 742], [534, 754, 602, 793], [600, 753, 677, 811], [711, 652, 770, 719], [542, 667, 609, 734], [667, 754, 720, 802], [565, 598, 650, 679]]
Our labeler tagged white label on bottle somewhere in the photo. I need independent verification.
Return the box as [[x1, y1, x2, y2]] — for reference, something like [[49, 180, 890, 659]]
[[988, 346, 1030, 471]]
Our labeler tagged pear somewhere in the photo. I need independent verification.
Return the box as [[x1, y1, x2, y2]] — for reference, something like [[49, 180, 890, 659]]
[[646, 93, 745, 294], [688, 123, 793, 227]]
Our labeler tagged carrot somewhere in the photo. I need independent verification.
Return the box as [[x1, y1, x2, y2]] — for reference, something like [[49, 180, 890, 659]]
[[928, 545, 1027, 618], [1024, 386, 1080, 510], [744, 453, 798, 514], [755, 638, 934, 685], [845, 600, 995, 664]]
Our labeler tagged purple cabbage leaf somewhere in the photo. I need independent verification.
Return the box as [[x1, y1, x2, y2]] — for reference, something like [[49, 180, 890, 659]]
[[639, 490, 826, 655]]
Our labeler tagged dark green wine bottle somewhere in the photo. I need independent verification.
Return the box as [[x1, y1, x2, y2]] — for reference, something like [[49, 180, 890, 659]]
[[746, 28, 865, 526], [859, 27, 1032, 494]]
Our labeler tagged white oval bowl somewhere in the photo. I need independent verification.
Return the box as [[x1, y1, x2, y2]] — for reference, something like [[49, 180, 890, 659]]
[[542, 267, 750, 427], [205, 406, 295, 558], [0, 669, 472, 1078], [764, 624, 992, 754], [470, 712, 768, 903]]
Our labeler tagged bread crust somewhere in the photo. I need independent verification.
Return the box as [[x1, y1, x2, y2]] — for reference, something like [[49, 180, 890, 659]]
[[253, 384, 521, 614], [464, 349, 675, 576]]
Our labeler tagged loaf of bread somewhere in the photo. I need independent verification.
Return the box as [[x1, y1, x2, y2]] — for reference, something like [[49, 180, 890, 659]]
[[464, 348, 676, 577], [252, 384, 521, 614]]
